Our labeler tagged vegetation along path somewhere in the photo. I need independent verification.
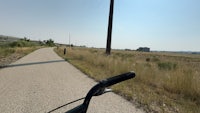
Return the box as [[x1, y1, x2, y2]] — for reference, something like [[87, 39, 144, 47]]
[[0, 48, 144, 113]]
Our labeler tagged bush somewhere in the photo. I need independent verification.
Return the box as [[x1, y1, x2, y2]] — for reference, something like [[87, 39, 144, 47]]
[[146, 58, 150, 62]]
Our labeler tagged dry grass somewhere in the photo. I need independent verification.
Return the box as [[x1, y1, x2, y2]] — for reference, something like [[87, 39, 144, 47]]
[[14, 47, 40, 55], [0, 47, 41, 66], [55, 47, 200, 113]]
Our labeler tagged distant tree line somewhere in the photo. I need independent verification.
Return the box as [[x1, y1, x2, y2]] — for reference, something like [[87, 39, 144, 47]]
[[43, 39, 55, 47]]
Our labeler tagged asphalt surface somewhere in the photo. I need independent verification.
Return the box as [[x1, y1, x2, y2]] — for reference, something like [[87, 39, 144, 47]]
[[0, 48, 144, 113]]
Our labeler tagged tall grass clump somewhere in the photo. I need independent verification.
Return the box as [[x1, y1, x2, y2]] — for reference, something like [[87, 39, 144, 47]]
[[157, 62, 177, 70], [0, 47, 15, 57]]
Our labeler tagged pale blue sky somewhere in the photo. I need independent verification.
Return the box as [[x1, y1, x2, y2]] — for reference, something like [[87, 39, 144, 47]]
[[0, 0, 200, 51]]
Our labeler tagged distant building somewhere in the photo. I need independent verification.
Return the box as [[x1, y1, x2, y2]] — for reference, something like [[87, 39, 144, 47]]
[[137, 47, 150, 52]]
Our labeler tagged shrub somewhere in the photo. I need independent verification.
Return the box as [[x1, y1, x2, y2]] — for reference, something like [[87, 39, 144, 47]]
[[146, 58, 150, 62]]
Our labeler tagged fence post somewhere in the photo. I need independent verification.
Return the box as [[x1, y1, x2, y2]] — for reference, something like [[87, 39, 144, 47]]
[[64, 48, 66, 55]]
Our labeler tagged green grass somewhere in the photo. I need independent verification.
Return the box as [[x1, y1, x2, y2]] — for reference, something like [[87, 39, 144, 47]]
[[54, 47, 200, 113]]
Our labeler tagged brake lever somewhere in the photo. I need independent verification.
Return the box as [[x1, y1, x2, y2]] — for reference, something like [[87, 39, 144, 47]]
[[93, 88, 112, 96], [104, 88, 112, 93]]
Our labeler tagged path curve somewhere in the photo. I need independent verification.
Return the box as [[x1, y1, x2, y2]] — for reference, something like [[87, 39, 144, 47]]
[[0, 48, 144, 113]]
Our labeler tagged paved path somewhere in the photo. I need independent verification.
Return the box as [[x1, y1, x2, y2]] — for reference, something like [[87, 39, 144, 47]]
[[0, 48, 144, 113]]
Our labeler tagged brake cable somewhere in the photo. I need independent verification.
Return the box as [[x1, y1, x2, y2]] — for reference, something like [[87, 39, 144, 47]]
[[47, 97, 85, 113]]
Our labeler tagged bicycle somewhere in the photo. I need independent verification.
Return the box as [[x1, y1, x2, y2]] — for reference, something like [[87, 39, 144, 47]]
[[48, 71, 136, 113]]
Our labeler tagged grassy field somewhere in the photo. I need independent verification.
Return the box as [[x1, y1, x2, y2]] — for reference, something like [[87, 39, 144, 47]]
[[0, 35, 56, 67], [0, 47, 41, 67], [0, 39, 42, 66], [55, 47, 200, 113]]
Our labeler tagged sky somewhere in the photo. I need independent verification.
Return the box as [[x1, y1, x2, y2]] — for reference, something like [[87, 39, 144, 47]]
[[0, 0, 200, 51]]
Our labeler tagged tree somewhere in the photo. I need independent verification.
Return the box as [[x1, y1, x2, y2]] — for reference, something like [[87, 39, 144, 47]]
[[45, 39, 55, 47]]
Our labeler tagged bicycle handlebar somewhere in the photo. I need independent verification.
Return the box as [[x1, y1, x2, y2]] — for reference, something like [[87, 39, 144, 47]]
[[99, 71, 135, 88], [65, 71, 136, 113]]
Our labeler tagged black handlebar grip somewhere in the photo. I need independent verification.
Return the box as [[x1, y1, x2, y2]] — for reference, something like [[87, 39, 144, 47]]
[[100, 71, 136, 87]]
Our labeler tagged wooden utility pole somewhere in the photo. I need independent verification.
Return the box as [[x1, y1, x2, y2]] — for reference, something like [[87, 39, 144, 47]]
[[69, 33, 71, 49], [106, 0, 114, 55]]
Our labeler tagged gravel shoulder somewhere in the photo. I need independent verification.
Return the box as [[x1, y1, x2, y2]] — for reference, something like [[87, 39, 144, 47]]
[[0, 48, 144, 113]]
